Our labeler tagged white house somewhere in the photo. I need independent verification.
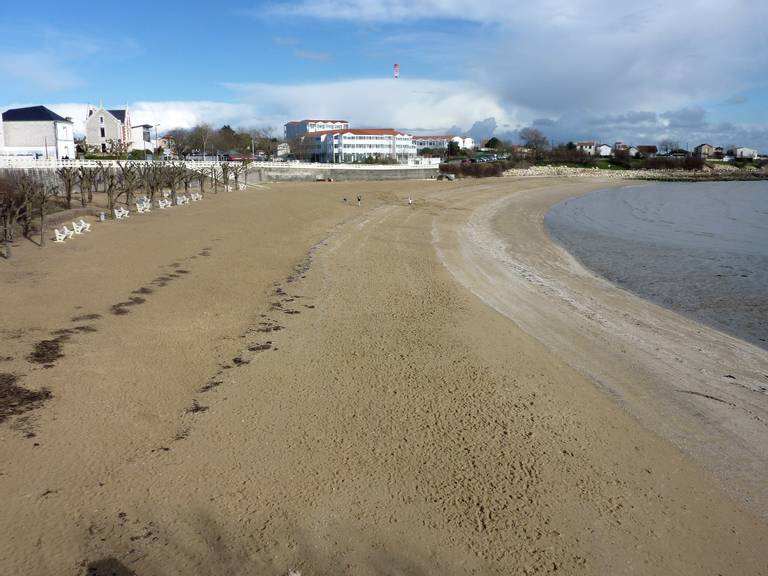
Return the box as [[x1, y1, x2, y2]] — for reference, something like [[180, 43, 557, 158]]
[[130, 124, 155, 152], [276, 142, 290, 157], [734, 147, 758, 159], [0, 105, 75, 159], [412, 135, 475, 153], [575, 141, 596, 155], [596, 144, 612, 157], [284, 119, 349, 141], [85, 106, 132, 153], [305, 128, 416, 163]]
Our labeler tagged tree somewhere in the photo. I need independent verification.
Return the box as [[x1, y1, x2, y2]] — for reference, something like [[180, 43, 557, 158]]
[[214, 125, 239, 154], [519, 128, 548, 150], [485, 137, 504, 150], [77, 167, 97, 207], [189, 124, 213, 158], [25, 177, 58, 248], [447, 141, 461, 157], [56, 167, 78, 209], [0, 174, 28, 258], [519, 128, 548, 162]]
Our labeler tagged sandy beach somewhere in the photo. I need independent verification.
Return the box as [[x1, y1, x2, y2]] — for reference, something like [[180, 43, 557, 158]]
[[1, 177, 767, 575]]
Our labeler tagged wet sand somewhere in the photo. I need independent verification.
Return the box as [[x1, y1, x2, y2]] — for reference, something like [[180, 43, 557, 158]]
[[1, 178, 767, 575]]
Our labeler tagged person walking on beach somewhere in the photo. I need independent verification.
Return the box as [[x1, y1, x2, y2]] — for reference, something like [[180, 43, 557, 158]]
[[408, 196, 413, 207], [357, 195, 362, 207]]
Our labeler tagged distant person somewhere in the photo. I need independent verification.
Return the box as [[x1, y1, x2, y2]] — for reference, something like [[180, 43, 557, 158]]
[[343, 197, 347, 204], [408, 196, 413, 207], [357, 195, 362, 207]]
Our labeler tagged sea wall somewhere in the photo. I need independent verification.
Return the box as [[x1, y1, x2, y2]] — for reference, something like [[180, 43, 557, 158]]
[[246, 165, 439, 183]]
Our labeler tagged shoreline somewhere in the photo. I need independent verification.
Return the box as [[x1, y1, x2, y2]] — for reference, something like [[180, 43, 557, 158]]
[[432, 177, 768, 517], [544, 181, 768, 352]]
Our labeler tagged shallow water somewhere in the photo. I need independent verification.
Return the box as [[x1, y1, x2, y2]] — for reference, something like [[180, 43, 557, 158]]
[[545, 181, 768, 350]]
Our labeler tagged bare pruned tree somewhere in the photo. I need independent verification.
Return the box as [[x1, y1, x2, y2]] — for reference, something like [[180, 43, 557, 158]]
[[77, 166, 97, 207], [116, 161, 140, 208], [219, 163, 233, 191], [231, 162, 248, 189], [55, 167, 78, 209], [0, 173, 28, 258]]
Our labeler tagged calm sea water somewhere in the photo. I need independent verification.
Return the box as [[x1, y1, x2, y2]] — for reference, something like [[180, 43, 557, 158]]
[[545, 181, 768, 350]]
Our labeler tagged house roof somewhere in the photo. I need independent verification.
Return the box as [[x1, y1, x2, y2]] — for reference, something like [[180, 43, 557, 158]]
[[2, 105, 71, 123], [108, 109, 127, 122], [133, 124, 153, 129], [637, 145, 658, 153], [576, 141, 595, 146]]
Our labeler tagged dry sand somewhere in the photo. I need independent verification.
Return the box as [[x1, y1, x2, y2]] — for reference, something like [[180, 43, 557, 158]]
[[1, 178, 767, 575]]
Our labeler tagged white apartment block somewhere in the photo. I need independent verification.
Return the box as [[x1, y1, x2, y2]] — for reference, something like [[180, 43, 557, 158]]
[[284, 118, 349, 141], [413, 135, 475, 152], [85, 107, 132, 153], [307, 128, 416, 163], [0, 105, 75, 159]]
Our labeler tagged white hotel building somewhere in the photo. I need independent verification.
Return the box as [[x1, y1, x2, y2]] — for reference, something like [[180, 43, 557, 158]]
[[305, 128, 417, 163], [284, 118, 350, 141], [413, 135, 475, 153]]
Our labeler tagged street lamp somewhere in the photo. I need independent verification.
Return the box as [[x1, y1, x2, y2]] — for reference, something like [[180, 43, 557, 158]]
[[153, 124, 160, 161]]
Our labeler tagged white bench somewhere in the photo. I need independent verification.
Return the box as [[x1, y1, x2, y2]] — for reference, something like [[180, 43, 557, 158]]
[[238, 183, 246, 190], [114, 207, 130, 219], [72, 220, 91, 234], [75, 218, 91, 232], [54, 227, 73, 242], [136, 201, 151, 214]]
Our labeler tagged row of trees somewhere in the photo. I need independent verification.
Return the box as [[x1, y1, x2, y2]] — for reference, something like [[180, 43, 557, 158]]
[[0, 161, 251, 259], [165, 125, 278, 158]]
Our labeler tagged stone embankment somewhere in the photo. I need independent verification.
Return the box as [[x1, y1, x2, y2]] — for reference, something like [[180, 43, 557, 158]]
[[502, 164, 767, 181]]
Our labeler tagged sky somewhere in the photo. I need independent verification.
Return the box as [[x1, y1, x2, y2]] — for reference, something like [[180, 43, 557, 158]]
[[1, 0, 767, 149]]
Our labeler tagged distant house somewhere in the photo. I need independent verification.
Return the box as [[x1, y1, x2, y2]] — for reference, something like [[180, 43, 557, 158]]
[[85, 106, 132, 153], [733, 147, 758, 159], [575, 141, 596, 155], [628, 146, 639, 158], [596, 144, 612, 157], [130, 124, 154, 152], [412, 135, 474, 153], [693, 143, 714, 158], [714, 146, 725, 158], [0, 105, 75, 159], [276, 142, 290, 157], [636, 145, 658, 158]]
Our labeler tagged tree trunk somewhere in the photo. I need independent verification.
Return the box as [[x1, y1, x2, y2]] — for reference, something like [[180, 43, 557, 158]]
[[40, 210, 46, 247]]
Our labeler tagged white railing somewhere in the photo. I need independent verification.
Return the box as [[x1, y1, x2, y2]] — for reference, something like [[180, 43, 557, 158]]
[[0, 158, 440, 171]]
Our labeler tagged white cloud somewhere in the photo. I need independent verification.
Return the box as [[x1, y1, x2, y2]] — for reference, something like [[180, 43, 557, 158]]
[[226, 78, 513, 134], [265, 1, 768, 118]]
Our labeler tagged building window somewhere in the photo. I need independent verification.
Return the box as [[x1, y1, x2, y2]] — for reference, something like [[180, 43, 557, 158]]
[[100, 127, 106, 138], [99, 116, 104, 124]]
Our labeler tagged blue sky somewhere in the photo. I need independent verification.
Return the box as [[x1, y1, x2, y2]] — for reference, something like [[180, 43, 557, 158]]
[[1, 1, 767, 149]]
